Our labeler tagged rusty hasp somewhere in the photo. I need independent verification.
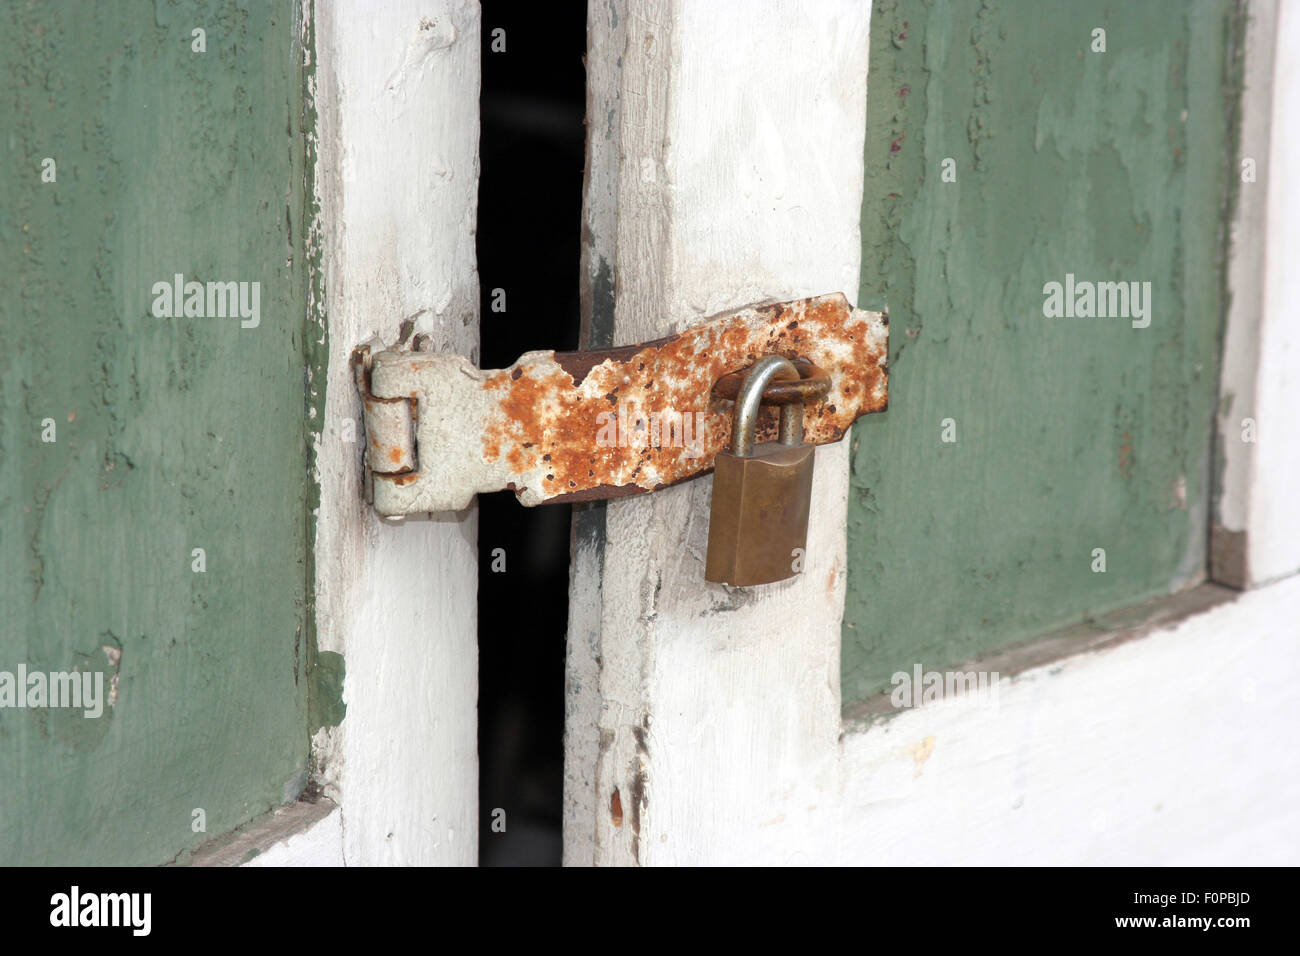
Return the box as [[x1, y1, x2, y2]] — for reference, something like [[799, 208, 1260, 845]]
[[356, 292, 888, 515]]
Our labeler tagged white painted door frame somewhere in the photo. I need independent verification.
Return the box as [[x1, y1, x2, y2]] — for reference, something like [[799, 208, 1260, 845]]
[[563, 0, 1300, 866], [252, 0, 483, 867], [1214, 0, 1300, 589], [565, 0, 872, 866]]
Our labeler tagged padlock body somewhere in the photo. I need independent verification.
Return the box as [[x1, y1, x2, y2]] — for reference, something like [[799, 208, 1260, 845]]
[[704, 442, 815, 586]]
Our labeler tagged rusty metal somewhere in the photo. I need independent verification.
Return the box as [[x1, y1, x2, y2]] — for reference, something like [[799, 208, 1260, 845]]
[[352, 344, 418, 476], [705, 355, 815, 587], [727, 356, 806, 456], [711, 357, 831, 406], [358, 292, 887, 515]]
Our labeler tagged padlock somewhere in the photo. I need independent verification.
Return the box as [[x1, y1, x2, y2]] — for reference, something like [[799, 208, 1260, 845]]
[[705, 354, 815, 586]]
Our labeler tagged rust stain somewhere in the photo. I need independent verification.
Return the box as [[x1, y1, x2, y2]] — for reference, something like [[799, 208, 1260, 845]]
[[357, 356, 418, 475], [1119, 431, 1134, 479], [609, 789, 623, 827], [908, 735, 937, 779], [555, 332, 682, 384], [474, 294, 887, 505]]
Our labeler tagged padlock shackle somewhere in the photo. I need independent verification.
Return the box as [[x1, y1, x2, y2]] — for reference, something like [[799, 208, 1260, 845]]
[[730, 355, 804, 457]]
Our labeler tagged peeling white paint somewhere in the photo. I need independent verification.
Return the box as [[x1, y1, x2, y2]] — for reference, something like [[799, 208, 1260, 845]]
[[565, 0, 871, 867], [838, 575, 1300, 865], [1216, 0, 1300, 586], [311, 0, 480, 866]]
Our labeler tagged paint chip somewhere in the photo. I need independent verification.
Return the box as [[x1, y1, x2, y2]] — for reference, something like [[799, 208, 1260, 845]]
[[907, 735, 936, 777]]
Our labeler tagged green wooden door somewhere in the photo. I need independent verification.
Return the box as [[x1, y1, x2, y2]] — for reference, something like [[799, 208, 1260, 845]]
[[844, 0, 1240, 708], [0, 0, 333, 865]]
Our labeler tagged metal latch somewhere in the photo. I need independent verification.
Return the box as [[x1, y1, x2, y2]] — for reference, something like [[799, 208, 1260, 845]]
[[352, 292, 887, 516]]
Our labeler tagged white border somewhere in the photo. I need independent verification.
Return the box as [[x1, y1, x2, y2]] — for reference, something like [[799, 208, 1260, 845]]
[[1215, 0, 1300, 587]]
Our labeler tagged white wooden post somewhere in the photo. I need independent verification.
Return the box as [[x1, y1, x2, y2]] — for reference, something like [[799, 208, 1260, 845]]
[[566, 0, 873, 865], [309, 0, 481, 866], [1215, 0, 1300, 588], [567, 0, 1300, 868]]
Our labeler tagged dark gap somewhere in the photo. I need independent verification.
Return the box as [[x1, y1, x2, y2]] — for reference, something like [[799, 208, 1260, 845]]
[[476, 2, 586, 867]]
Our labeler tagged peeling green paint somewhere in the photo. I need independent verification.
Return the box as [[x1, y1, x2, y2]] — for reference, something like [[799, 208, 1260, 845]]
[[308, 649, 345, 734], [297, 1, 338, 742], [0, 1, 321, 864], [845, 0, 1242, 707]]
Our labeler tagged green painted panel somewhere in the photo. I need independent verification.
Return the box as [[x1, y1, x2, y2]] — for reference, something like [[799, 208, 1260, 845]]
[[0, 1, 324, 864], [845, 1, 1241, 707]]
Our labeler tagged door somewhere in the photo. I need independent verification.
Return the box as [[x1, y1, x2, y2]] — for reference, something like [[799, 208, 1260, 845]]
[[562, 0, 1300, 865], [0, 0, 483, 866], [8, 0, 1295, 870], [0, 0, 324, 866]]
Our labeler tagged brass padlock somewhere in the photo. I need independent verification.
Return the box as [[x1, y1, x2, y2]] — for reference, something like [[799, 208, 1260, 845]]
[[705, 355, 815, 586]]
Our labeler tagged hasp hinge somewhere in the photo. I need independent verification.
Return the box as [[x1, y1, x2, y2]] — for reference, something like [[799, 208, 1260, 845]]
[[352, 292, 888, 516]]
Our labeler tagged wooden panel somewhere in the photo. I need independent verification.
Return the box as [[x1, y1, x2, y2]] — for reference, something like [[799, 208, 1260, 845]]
[[0, 0, 322, 864], [844, 0, 1240, 705]]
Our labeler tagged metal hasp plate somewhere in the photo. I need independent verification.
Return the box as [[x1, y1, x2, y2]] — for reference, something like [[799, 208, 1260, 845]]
[[355, 293, 888, 515]]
